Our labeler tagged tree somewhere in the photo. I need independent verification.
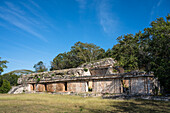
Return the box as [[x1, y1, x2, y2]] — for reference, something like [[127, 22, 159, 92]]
[[33, 61, 47, 72], [111, 34, 140, 71], [71, 41, 105, 63], [0, 79, 11, 93], [50, 41, 105, 70], [0, 57, 8, 75], [139, 14, 170, 93], [109, 14, 170, 93], [1, 74, 19, 86]]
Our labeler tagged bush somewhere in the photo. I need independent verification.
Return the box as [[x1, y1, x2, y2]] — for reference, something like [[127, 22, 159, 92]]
[[36, 78, 40, 83], [0, 79, 11, 93], [84, 68, 88, 72]]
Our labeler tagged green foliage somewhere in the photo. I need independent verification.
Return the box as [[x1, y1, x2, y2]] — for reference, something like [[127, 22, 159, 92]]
[[36, 78, 40, 83], [84, 68, 88, 72], [142, 15, 170, 93], [111, 34, 140, 71], [0, 57, 9, 75], [106, 14, 170, 93], [51, 74, 55, 76], [33, 61, 48, 72], [1, 74, 19, 86], [50, 41, 105, 70], [0, 79, 11, 93]]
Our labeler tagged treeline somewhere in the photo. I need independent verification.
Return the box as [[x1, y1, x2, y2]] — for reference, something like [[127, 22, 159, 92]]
[[50, 15, 170, 93]]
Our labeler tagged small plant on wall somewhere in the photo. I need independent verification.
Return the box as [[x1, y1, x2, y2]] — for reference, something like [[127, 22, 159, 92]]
[[51, 74, 55, 77], [36, 78, 40, 83], [84, 68, 88, 72]]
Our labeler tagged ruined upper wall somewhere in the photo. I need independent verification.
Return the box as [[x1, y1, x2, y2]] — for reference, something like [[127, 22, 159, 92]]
[[78, 58, 116, 68], [18, 58, 117, 84]]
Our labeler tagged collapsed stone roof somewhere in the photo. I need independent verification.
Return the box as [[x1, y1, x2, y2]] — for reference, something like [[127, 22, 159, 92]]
[[78, 58, 116, 68]]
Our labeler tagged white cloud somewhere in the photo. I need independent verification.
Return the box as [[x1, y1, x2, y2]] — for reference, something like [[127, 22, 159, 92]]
[[97, 0, 118, 35], [150, 0, 163, 22], [0, 2, 48, 42]]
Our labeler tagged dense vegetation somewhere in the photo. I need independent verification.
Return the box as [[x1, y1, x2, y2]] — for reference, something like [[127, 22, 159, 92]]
[[0, 14, 169, 93], [0, 79, 11, 93]]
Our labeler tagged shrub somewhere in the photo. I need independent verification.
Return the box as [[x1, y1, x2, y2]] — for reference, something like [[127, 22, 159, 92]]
[[36, 78, 40, 83], [84, 68, 88, 72], [51, 74, 55, 76], [0, 79, 11, 93]]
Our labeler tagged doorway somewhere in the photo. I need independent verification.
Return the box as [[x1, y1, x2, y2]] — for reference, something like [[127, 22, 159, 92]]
[[64, 82, 67, 91]]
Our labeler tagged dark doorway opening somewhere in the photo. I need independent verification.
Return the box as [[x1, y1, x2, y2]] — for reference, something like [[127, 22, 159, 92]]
[[64, 82, 67, 91], [45, 84, 47, 91], [32, 84, 35, 91]]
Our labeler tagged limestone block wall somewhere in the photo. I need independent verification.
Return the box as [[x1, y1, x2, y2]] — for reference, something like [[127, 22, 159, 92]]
[[37, 84, 46, 92], [46, 83, 65, 92], [67, 81, 86, 93], [29, 84, 34, 91], [93, 79, 121, 93], [130, 77, 153, 95]]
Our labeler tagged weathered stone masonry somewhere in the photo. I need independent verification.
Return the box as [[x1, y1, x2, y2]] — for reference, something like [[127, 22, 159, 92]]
[[17, 58, 159, 95], [20, 73, 157, 95]]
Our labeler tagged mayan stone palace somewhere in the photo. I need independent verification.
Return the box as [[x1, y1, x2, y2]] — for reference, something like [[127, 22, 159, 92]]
[[10, 58, 159, 95]]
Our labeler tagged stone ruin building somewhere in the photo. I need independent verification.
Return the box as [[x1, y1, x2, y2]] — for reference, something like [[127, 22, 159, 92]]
[[10, 58, 159, 95]]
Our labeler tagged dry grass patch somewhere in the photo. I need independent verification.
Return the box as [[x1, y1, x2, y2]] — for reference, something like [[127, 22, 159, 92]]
[[0, 93, 169, 113]]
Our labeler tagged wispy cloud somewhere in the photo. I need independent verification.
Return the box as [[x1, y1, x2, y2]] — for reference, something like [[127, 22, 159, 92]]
[[0, 1, 48, 42], [76, 0, 86, 9], [150, 0, 163, 23], [97, 0, 118, 35], [29, 0, 41, 9]]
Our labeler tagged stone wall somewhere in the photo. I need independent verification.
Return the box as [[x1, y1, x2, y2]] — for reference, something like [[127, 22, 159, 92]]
[[37, 84, 46, 92], [93, 79, 121, 93], [25, 74, 157, 95], [130, 77, 152, 95], [46, 83, 65, 92], [67, 81, 87, 93]]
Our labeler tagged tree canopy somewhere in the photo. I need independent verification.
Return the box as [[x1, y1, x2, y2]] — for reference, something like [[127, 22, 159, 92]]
[[105, 14, 170, 93], [33, 61, 48, 72], [0, 57, 8, 75], [51, 41, 105, 70]]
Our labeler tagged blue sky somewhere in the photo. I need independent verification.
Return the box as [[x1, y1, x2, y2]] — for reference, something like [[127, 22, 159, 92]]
[[0, 0, 169, 73]]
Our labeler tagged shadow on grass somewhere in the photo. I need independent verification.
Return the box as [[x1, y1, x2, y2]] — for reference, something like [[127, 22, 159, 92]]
[[87, 99, 170, 113]]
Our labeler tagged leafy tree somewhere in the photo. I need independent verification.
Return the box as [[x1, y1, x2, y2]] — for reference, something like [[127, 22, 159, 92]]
[[105, 48, 113, 58], [33, 61, 48, 72], [0, 57, 8, 75], [71, 41, 105, 63], [51, 41, 105, 70], [1, 74, 19, 86], [111, 34, 140, 71], [109, 14, 170, 93], [0, 79, 11, 93], [139, 14, 170, 93]]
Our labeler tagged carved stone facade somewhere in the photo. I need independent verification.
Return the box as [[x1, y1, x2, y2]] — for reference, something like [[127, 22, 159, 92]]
[[16, 58, 159, 95]]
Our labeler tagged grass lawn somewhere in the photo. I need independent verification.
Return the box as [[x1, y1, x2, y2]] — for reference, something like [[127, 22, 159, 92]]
[[0, 93, 169, 113]]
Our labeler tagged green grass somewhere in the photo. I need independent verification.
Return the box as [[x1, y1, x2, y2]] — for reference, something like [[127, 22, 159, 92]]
[[0, 94, 169, 113]]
